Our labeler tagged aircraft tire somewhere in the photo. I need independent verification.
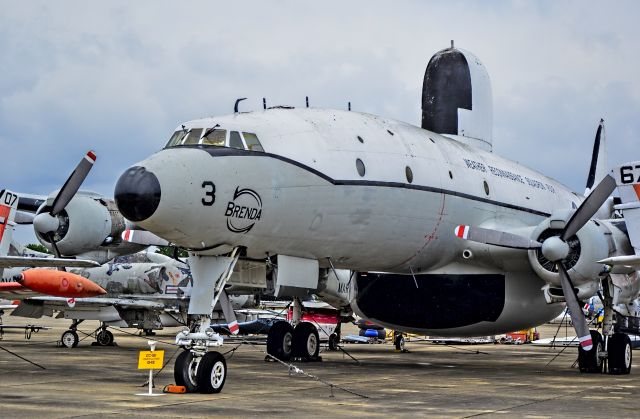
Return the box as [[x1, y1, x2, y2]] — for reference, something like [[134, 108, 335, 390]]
[[61, 330, 79, 348], [96, 330, 114, 346], [292, 322, 320, 360], [328, 333, 340, 351], [196, 351, 227, 394], [174, 350, 200, 393], [394, 334, 405, 351], [608, 333, 632, 375], [267, 321, 294, 361], [578, 330, 603, 373]]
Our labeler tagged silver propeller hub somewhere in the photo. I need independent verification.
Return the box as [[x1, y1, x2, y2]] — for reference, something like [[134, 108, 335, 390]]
[[33, 212, 60, 235], [541, 236, 570, 262]]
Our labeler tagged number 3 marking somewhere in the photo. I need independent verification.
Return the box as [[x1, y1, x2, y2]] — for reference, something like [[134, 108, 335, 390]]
[[202, 181, 216, 206]]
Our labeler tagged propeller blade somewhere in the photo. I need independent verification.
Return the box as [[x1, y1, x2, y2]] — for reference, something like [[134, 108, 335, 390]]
[[50, 151, 97, 216], [454, 225, 541, 249], [218, 290, 239, 335], [562, 174, 616, 241], [557, 263, 592, 351], [121, 229, 169, 246]]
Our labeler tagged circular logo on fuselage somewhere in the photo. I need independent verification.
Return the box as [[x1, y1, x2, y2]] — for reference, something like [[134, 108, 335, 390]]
[[224, 187, 262, 233]]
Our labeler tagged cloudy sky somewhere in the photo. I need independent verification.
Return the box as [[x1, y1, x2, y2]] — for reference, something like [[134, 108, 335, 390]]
[[1, 1, 639, 243]]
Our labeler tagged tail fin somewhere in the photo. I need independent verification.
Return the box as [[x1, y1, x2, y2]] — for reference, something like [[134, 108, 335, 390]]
[[585, 119, 608, 195], [612, 162, 640, 253], [0, 190, 20, 277]]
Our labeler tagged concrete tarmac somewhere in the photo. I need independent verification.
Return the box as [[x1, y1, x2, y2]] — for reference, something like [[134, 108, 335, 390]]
[[0, 317, 639, 418]]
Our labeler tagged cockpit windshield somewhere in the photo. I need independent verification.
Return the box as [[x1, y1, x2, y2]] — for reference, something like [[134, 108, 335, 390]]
[[165, 127, 264, 152]]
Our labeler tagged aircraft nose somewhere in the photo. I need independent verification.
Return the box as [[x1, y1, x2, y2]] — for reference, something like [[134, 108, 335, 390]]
[[114, 166, 161, 222]]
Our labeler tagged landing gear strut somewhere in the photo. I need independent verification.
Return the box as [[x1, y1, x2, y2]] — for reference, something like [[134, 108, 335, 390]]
[[173, 250, 239, 393]]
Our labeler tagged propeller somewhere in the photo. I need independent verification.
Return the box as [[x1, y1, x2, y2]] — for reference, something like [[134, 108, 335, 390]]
[[32, 151, 97, 258], [455, 174, 617, 350]]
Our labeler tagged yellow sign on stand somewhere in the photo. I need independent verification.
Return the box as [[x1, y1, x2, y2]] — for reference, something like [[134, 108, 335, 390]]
[[138, 350, 165, 369]]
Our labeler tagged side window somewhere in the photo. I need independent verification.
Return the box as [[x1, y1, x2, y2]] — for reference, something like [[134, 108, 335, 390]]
[[229, 131, 244, 149], [201, 129, 226, 146], [165, 130, 188, 147], [183, 128, 203, 145], [242, 132, 264, 152]]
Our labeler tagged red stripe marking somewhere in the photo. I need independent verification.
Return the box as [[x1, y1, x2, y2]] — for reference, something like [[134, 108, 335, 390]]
[[580, 338, 593, 348], [86, 151, 97, 162], [634, 184, 640, 200], [229, 322, 239, 334], [455, 226, 466, 238]]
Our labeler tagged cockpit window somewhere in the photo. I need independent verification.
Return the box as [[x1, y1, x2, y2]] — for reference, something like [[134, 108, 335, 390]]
[[229, 131, 244, 149], [183, 128, 203, 145], [201, 129, 226, 146], [165, 130, 188, 147], [164, 127, 264, 152], [242, 132, 264, 152]]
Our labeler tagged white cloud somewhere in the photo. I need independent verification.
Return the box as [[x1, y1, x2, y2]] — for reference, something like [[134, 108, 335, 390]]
[[1, 0, 639, 243]]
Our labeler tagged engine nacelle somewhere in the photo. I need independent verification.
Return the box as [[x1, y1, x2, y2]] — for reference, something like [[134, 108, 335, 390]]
[[527, 210, 610, 300], [35, 191, 132, 259]]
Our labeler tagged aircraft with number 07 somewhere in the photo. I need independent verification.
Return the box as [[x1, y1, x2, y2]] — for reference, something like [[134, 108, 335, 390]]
[[113, 45, 640, 393]]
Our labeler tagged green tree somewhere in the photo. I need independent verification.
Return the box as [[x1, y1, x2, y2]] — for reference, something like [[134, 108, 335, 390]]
[[155, 246, 188, 259], [26, 243, 51, 254]]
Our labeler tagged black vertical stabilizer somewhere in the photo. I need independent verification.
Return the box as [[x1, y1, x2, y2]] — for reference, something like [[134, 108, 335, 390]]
[[421, 47, 472, 134]]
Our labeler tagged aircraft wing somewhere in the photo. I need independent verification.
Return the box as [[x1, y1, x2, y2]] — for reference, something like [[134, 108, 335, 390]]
[[11, 296, 166, 318], [0, 256, 100, 268]]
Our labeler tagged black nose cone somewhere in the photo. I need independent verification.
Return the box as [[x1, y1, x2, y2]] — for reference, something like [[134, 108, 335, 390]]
[[114, 166, 161, 222]]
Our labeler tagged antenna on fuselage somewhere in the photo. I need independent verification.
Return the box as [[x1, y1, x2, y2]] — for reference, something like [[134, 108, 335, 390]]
[[262, 98, 267, 110], [305, 96, 309, 108], [348, 102, 351, 111], [234, 98, 247, 113]]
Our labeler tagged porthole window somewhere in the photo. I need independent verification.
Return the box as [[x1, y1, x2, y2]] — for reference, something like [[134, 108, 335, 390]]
[[356, 158, 365, 177], [483, 180, 490, 196], [357, 135, 364, 143], [449, 171, 453, 179], [405, 166, 413, 183]]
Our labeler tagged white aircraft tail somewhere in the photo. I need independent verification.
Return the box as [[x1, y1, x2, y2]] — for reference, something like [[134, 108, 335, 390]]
[[0, 190, 20, 277], [613, 162, 640, 254]]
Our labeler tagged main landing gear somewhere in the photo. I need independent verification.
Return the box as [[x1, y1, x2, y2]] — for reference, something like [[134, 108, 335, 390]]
[[172, 250, 239, 394], [60, 321, 117, 348], [266, 298, 321, 362], [578, 329, 632, 375], [60, 319, 82, 348]]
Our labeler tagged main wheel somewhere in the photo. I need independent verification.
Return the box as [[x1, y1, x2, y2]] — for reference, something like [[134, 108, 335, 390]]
[[96, 329, 114, 346], [328, 333, 340, 351], [61, 330, 79, 348], [174, 350, 200, 392], [196, 351, 227, 394], [394, 333, 405, 351], [267, 321, 294, 361], [292, 322, 320, 360], [578, 330, 603, 373], [608, 333, 632, 375]]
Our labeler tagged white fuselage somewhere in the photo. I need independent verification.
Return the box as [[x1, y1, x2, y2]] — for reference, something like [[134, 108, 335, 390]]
[[123, 108, 576, 335], [134, 108, 577, 270]]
